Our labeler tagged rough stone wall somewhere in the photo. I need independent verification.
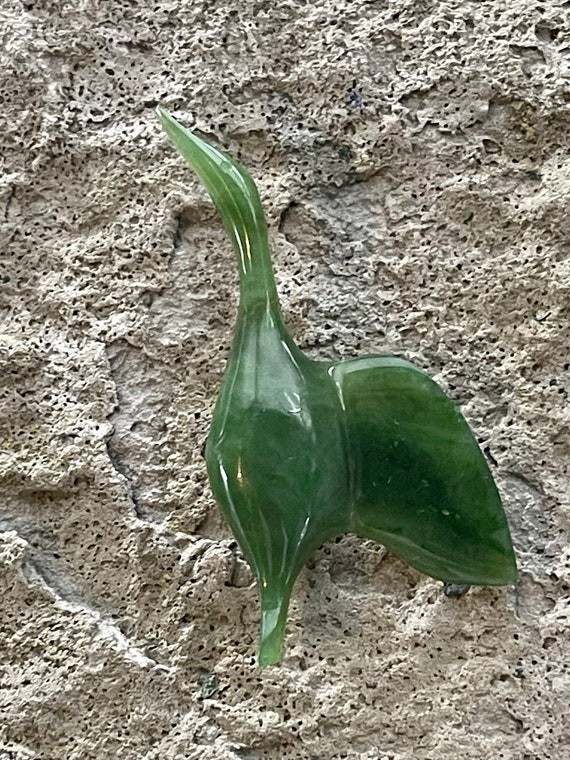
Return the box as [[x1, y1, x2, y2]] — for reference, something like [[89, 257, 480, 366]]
[[1, 0, 569, 758]]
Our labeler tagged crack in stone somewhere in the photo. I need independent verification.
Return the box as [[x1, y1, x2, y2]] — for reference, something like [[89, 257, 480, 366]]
[[4, 526, 172, 672], [277, 199, 298, 236], [169, 208, 191, 265], [0, 516, 83, 601], [105, 436, 147, 521], [138, 206, 198, 309], [103, 343, 153, 523], [28, 562, 172, 671], [3, 185, 14, 222]]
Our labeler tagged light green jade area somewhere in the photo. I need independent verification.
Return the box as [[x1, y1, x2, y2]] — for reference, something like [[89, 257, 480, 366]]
[[157, 108, 517, 667]]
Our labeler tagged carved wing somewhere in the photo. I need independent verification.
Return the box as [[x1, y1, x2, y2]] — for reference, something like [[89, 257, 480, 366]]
[[332, 356, 517, 586]]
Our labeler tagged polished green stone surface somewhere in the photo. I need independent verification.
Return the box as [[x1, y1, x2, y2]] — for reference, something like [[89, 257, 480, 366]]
[[158, 108, 517, 666]]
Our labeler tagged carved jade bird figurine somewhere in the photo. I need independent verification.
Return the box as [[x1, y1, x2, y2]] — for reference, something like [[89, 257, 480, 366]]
[[157, 108, 517, 666]]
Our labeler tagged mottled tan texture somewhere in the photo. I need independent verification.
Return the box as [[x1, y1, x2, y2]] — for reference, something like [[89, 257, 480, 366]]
[[1, 1, 569, 758]]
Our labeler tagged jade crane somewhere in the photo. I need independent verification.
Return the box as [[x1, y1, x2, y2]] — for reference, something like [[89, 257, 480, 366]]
[[157, 108, 517, 666]]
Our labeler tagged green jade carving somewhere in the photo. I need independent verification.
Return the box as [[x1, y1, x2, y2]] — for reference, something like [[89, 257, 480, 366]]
[[157, 108, 517, 666]]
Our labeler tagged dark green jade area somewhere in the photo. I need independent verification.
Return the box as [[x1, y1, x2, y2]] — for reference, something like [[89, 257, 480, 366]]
[[333, 357, 516, 587], [157, 108, 517, 666]]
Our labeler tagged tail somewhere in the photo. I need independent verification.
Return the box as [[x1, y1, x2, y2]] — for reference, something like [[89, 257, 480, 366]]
[[258, 584, 293, 666]]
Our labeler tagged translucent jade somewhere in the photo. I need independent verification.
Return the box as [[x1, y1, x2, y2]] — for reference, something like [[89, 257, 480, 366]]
[[157, 108, 517, 666]]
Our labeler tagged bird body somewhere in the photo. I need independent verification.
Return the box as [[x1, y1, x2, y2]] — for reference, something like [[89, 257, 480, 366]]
[[157, 108, 517, 665]]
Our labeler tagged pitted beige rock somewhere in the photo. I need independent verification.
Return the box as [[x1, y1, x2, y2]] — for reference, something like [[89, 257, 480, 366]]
[[1, 1, 569, 758]]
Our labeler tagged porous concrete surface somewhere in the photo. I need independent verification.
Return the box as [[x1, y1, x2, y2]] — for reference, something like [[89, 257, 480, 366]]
[[1, 1, 569, 758]]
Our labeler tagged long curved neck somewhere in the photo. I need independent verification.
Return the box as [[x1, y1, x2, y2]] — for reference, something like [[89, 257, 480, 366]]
[[228, 202, 280, 312], [157, 108, 280, 313]]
